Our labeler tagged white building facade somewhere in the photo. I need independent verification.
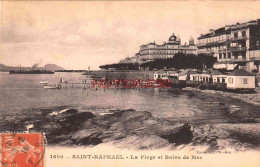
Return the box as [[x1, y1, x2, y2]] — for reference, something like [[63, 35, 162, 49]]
[[197, 19, 260, 73], [119, 33, 197, 64], [138, 33, 197, 62]]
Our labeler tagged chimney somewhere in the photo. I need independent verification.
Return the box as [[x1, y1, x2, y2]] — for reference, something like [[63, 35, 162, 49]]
[[225, 25, 231, 30], [209, 29, 214, 33]]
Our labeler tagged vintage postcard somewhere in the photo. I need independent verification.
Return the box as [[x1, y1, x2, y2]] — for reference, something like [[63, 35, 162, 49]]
[[0, 0, 259, 167]]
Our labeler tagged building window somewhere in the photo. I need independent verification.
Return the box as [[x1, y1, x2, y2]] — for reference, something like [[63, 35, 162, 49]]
[[234, 52, 238, 59], [243, 78, 248, 84], [234, 32, 238, 39], [228, 78, 233, 84], [219, 53, 222, 59], [228, 53, 231, 59], [241, 41, 246, 47], [223, 53, 226, 59], [242, 31, 246, 36]]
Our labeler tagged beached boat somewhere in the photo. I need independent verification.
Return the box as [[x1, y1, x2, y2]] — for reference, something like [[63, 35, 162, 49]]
[[40, 81, 49, 84], [43, 84, 60, 89]]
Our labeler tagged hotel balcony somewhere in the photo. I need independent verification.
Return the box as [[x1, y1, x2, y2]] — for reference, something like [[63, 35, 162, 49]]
[[230, 47, 247, 52], [230, 36, 247, 41], [217, 38, 229, 44], [230, 58, 247, 62], [218, 48, 229, 52], [197, 50, 211, 54], [197, 42, 215, 47], [249, 57, 260, 61], [197, 43, 207, 47], [218, 57, 248, 63], [197, 38, 229, 47]]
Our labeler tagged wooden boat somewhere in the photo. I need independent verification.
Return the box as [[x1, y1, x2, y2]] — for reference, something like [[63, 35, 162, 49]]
[[43, 84, 60, 89], [40, 81, 48, 84]]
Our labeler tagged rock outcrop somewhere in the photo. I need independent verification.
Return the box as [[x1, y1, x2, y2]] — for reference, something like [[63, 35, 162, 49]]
[[32, 109, 193, 149], [3, 106, 259, 151]]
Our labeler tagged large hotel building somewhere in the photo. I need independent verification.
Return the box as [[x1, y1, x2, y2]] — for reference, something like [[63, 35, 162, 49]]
[[119, 19, 260, 73], [137, 33, 197, 61], [197, 19, 260, 73], [120, 33, 197, 64]]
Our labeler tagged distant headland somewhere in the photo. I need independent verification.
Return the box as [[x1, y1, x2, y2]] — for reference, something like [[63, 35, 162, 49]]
[[0, 64, 65, 72]]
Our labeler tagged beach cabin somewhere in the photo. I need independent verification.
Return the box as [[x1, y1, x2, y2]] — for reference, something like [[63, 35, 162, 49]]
[[167, 71, 179, 80], [197, 71, 211, 82], [227, 69, 255, 90], [154, 70, 169, 80], [178, 69, 198, 81], [211, 70, 227, 84]]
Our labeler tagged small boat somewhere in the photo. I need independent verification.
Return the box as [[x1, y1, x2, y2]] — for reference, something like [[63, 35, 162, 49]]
[[43, 84, 60, 89], [60, 78, 65, 83], [40, 81, 48, 84]]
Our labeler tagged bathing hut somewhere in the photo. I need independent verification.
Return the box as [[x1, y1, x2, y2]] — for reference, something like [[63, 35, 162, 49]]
[[227, 69, 255, 90], [178, 69, 198, 81], [211, 70, 227, 84], [154, 70, 169, 80]]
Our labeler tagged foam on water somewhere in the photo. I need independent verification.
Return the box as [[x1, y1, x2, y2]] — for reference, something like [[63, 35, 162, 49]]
[[49, 108, 69, 116]]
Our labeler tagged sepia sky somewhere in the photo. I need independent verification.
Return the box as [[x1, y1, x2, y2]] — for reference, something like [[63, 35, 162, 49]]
[[0, 1, 260, 70]]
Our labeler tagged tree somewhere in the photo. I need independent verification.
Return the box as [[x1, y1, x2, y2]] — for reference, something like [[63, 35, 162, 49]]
[[100, 53, 217, 71]]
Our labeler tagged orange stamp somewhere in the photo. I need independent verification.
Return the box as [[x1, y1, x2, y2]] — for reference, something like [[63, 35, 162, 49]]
[[0, 133, 45, 167]]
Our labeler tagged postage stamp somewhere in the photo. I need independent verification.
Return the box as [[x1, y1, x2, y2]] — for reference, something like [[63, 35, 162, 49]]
[[0, 133, 45, 167]]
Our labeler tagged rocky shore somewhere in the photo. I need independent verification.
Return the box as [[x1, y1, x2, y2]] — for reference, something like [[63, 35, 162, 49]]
[[33, 109, 192, 149], [22, 108, 259, 151], [0, 104, 259, 151]]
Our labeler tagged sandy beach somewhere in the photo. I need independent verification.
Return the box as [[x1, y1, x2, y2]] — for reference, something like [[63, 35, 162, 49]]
[[182, 87, 260, 106]]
